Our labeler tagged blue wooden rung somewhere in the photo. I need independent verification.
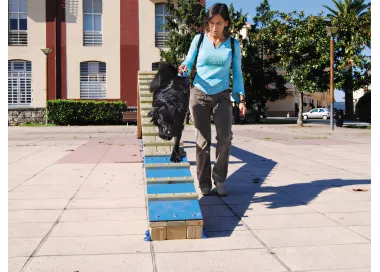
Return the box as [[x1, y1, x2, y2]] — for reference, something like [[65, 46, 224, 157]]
[[148, 199, 203, 222], [147, 183, 196, 195], [144, 156, 188, 164], [145, 168, 192, 179]]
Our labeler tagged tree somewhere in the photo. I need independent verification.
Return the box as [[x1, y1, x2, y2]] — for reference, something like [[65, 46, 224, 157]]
[[276, 11, 331, 126], [323, 0, 371, 118], [241, 0, 288, 114], [159, 0, 206, 74]]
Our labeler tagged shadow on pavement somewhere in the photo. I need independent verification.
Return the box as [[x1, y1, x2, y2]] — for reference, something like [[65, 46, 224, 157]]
[[184, 140, 370, 238]]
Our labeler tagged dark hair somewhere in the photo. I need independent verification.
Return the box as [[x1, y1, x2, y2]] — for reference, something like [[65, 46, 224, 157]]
[[204, 3, 231, 36]]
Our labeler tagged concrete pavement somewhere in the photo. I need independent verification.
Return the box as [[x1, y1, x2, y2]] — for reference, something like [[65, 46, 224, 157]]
[[8, 124, 371, 272]]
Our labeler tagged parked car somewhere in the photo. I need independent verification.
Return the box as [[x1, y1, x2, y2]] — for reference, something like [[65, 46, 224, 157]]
[[303, 108, 330, 120]]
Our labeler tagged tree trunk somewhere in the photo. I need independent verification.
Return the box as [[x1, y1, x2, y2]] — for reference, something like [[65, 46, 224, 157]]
[[297, 91, 303, 126], [345, 68, 354, 119]]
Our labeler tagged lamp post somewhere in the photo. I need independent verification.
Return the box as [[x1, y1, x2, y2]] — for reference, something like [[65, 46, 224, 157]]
[[325, 26, 339, 131], [41, 48, 52, 124]]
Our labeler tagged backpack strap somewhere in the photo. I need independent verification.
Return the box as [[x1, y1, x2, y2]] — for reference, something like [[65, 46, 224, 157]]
[[195, 33, 205, 65], [190, 33, 205, 87], [230, 36, 235, 91], [230, 36, 235, 69]]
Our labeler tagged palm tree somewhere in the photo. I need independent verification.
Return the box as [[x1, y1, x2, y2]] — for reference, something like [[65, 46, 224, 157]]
[[323, 0, 371, 118]]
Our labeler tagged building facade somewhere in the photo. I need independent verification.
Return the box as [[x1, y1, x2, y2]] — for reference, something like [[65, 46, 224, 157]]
[[8, 0, 141, 110], [8, 0, 330, 118], [266, 83, 330, 117]]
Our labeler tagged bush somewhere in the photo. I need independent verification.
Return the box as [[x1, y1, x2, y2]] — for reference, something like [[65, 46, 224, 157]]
[[47, 100, 128, 125], [355, 92, 371, 123]]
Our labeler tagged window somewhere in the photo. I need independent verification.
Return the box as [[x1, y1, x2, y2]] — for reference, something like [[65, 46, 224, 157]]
[[311, 109, 318, 113], [8, 0, 27, 46], [83, 0, 102, 46], [155, 3, 169, 47], [319, 109, 325, 112], [8, 61, 32, 107], [80, 62, 106, 99]]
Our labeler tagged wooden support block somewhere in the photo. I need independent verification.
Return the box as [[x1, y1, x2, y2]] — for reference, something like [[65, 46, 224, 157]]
[[167, 222, 187, 240], [187, 226, 203, 239], [167, 221, 186, 227], [186, 220, 203, 226], [149, 221, 168, 228], [150, 227, 167, 241]]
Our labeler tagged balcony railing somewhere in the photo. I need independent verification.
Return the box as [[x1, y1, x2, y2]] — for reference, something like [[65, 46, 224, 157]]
[[8, 31, 27, 46], [83, 31, 102, 46], [155, 32, 169, 48]]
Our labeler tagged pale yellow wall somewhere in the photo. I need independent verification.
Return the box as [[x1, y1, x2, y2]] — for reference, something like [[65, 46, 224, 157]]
[[267, 79, 330, 115], [267, 95, 295, 113], [66, 0, 120, 99], [8, 0, 46, 108], [139, 0, 163, 71]]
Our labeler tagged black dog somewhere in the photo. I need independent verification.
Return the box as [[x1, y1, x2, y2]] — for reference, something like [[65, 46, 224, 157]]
[[148, 62, 189, 162]]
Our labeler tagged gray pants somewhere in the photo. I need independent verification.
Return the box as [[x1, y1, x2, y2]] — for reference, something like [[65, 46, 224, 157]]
[[189, 87, 233, 191]]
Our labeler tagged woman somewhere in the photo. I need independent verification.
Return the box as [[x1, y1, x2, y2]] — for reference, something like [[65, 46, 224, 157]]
[[178, 3, 246, 197]]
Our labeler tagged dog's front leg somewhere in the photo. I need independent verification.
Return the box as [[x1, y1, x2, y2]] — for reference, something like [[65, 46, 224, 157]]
[[170, 135, 182, 163]]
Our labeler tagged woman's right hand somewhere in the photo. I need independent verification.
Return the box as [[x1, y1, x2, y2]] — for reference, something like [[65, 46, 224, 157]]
[[178, 65, 188, 74]]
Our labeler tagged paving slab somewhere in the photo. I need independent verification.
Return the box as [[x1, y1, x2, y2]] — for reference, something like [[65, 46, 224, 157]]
[[347, 225, 371, 240], [242, 213, 339, 229], [230, 202, 317, 216], [8, 174, 35, 191], [255, 226, 369, 247], [50, 220, 148, 236], [8, 210, 62, 223], [36, 235, 150, 256], [153, 230, 263, 252], [8, 257, 28, 272], [21, 174, 85, 185], [67, 197, 146, 209], [23, 254, 153, 272], [155, 249, 287, 272], [8, 125, 371, 272], [273, 244, 371, 271], [9, 237, 44, 257], [60, 208, 147, 221], [307, 201, 371, 213], [9, 222, 55, 238], [8, 199, 69, 210], [324, 212, 371, 226]]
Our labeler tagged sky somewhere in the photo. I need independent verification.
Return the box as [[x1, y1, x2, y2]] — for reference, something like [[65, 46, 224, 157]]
[[206, 0, 371, 102]]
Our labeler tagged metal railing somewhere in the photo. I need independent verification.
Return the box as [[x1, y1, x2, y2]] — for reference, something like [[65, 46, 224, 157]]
[[8, 71, 32, 107], [83, 31, 102, 46], [8, 31, 27, 46], [155, 32, 169, 48]]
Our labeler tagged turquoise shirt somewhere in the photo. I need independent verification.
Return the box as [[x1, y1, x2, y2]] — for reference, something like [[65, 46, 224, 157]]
[[181, 34, 245, 102]]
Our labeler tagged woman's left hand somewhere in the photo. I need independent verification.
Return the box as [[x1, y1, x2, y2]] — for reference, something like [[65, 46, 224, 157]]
[[239, 102, 247, 117]]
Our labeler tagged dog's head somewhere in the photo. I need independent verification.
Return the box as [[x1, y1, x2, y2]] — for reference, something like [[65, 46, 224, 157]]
[[149, 62, 178, 94], [148, 103, 185, 141]]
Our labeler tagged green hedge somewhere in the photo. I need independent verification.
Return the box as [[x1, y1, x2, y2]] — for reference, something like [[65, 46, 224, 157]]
[[47, 100, 128, 125]]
